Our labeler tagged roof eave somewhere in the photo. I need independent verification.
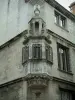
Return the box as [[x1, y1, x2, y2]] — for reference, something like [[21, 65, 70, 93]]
[[69, 2, 75, 8]]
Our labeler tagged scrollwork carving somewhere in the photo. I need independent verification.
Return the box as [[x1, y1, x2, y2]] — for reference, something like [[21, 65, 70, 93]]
[[27, 75, 49, 88]]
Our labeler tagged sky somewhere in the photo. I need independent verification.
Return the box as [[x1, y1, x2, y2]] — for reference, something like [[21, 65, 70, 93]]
[[56, 0, 75, 10]]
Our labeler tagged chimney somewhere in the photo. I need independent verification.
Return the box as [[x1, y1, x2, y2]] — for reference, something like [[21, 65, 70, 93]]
[[69, 2, 75, 15]]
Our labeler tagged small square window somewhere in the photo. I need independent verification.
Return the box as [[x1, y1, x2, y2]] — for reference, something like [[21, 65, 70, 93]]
[[55, 11, 59, 24]]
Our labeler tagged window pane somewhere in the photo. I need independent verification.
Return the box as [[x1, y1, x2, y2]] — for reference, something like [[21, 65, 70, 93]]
[[60, 90, 72, 100], [66, 49, 71, 72], [60, 18, 62, 27], [55, 14, 59, 24], [54, 11, 66, 28], [57, 43, 70, 72], [46, 46, 50, 61], [63, 50, 67, 71], [59, 16, 66, 27], [32, 44, 42, 59]]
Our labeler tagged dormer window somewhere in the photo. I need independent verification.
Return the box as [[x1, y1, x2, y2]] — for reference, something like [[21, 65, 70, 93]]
[[54, 11, 66, 29]]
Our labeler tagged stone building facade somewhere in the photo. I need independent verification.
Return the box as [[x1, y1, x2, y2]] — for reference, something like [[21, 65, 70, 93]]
[[0, 0, 75, 100]]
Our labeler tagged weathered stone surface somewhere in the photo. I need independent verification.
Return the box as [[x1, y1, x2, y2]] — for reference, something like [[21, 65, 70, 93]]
[[0, 36, 24, 84], [0, 81, 27, 100], [0, 0, 75, 45], [0, 0, 75, 100]]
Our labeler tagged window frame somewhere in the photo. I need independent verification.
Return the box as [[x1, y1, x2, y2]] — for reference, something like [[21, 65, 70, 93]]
[[57, 43, 71, 72], [32, 44, 42, 60], [55, 11, 59, 25], [54, 10, 67, 29]]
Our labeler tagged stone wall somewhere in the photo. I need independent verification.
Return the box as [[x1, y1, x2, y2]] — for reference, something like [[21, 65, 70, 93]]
[[45, 3, 75, 44], [50, 34, 75, 82], [0, 80, 27, 100], [0, 36, 24, 84], [0, 0, 75, 45]]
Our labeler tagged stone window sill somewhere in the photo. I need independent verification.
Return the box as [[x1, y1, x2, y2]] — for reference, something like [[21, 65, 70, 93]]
[[58, 68, 73, 75], [55, 23, 69, 33]]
